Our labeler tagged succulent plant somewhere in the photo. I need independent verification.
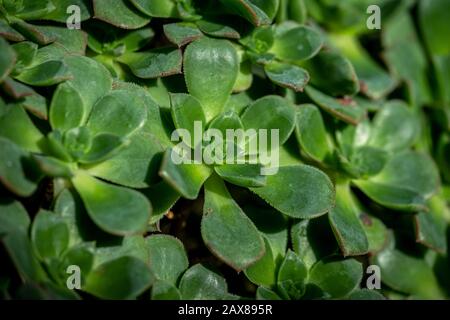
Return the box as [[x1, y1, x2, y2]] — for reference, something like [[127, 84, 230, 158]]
[[0, 0, 449, 300]]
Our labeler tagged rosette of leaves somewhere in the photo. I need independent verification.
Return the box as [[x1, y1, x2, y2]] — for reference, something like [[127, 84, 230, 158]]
[[156, 36, 335, 271], [294, 98, 443, 250], [237, 20, 323, 93], [243, 100, 447, 299], [241, 204, 385, 300], [0, 54, 167, 237], [0, 196, 205, 299], [86, 24, 186, 81], [291, 99, 449, 298]]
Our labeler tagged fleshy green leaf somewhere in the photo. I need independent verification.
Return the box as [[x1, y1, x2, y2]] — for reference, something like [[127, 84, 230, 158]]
[[151, 280, 181, 300], [256, 286, 282, 300], [219, 0, 277, 26], [64, 56, 112, 118], [146, 235, 188, 284], [0, 19, 25, 41], [372, 239, 444, 299], [184, 37, 239, 121], [215, 163, 266, 187], [0, 104, 44, 152], [2, 230, 47, 283], [0, 137, 39, 197], [49, 82, 85, 131], [79, 133, 126, 164], [414, 196, 448, 253], [383, 12, 432, 106], [306, 50, 360, 96], [295, 104, 332, 162], [265, 61, 309, 92], [196, 19, 240, 39], [118, 48, 182, 79], [244, 205, 288, 262], [94, 235, 149, 267], [419, 0, 450, 105], [291, 219, 323, 269], [233, 58, 253, 93], [22, 92, 47, 120], [43, 0, 91, 23], [355, 181, 427, 212], [202, 175, 265, 271], [305, 86, 366, 125], [239, 25, 274, 54], [145, 181, 180, 224], [15, 60, 71, 86], [36, 26, 87, 55], [32, 155, 73, 178], [331, 34, 396, 100], [31, 210, 70, 261], [85, 256, 154, 299], [44, 131, 73, 162], [277, 250, 308, 300], [170, 93, 206, 148], [114, 27, 153, 52], [250, 165, 335, 219], [11, 20, 55, 45], [57, 243, 95, 286], [419, 0, 450, 55], [93, 0, 151, 29], [62, 126, 92, 160], [343, 146, 388, 179], [241, 95, 296, 149], [208, 110, 244, 136], [87, 90, 147, 137], [368, 101, 420, 152], [10, 0, 56, 20], [53, 188, 89, 245], [72, 171, 151, 235], [360, 213, 388, 254], [130, 0, 178, 18], [159, 148, 212, 199], [329, 181, 369, 256], [1, 77, 34, 99], [163, 22, 203, 47], [244, 238, 276, 286], [0, 38, 16, 82], [0, 199, 30, 236], [179, 264, 228, 300], [270, 25, 323, 62], [86, 128, 163, 188], [309, 256, 363, 298], [355, 151, 440, 211]]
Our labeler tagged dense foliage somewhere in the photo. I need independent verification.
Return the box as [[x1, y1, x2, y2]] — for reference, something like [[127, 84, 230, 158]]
[[0, 0, 449, 300]]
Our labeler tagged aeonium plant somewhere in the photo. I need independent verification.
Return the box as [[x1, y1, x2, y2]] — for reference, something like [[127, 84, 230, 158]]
[[1, 194, 227, 299], [243, 97, 446, 300], [1, 0, 449, 301], [154, 36, 336, 271], [0, 54, 166, 236], [294, 97, 444, 249]]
